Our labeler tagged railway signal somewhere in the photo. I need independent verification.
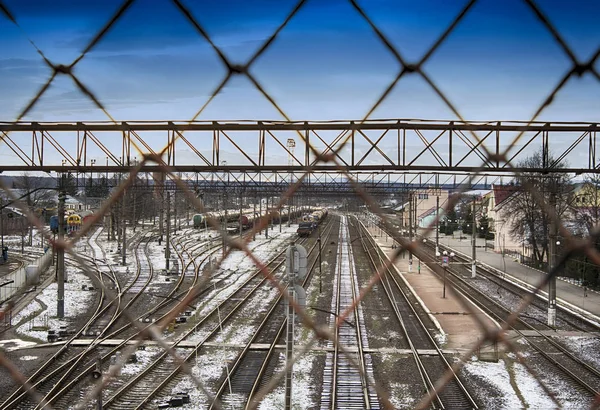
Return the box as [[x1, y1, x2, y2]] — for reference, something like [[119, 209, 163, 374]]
[[285, 243, 307, 410]]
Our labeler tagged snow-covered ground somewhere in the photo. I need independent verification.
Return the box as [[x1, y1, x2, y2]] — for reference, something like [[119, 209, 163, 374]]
[[12, 265, 95, 342], [560, 335, 600, 369], [182, 226, 299, 343], [161, 346, 238, 408], [259, 352, 317, 410], [387, 381, 417, 409], [461, 351, 588, 409], [119, 346, 163, 376], [161, 226, 302, 405]]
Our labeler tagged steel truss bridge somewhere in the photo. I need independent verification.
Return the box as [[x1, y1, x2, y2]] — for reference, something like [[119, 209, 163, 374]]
[[1, 119, 598, 194]]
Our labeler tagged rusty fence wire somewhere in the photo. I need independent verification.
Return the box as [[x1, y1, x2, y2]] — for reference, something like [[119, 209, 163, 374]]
[[0, 0, 599, 409]]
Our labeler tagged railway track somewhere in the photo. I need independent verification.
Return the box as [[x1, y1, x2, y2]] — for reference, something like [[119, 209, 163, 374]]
[[32, 227, 224, 408], [320, 215, 379, 410], [211, 217, 338, 409], [101, 227, 307, 409], [429, 240, 600, 333], [354, 216, 479, 409], [1, 229, 156, 410], [380, 214, 600, 333], [371, 217, 600, 406], [416, 242, 600, 401]]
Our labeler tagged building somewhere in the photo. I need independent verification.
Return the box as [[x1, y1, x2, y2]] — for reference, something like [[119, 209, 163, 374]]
[[569, 181, 600, 235], [490, 184, 531, 258], [394, 188, 449, 229]]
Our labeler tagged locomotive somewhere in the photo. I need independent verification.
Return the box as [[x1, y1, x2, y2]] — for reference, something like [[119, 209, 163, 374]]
[[49, 210, 96, 235], [297, 208, 328, 237]]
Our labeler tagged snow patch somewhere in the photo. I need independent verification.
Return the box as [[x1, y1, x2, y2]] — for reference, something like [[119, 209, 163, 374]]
[[463, 359, 522, 409], [14, 266, 95, 342], [513, 362, 556, 409]]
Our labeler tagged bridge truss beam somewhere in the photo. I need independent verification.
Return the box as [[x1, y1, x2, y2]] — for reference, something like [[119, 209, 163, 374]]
[[0, 120, 598, 174]]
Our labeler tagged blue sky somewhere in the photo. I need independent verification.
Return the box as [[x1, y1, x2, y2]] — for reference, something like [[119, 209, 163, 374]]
[[0, 0, 599, 168]]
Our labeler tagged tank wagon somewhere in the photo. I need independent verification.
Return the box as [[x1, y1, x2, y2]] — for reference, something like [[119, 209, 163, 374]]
[[191, 206, 306, 234], [193, 214, 205, 228]]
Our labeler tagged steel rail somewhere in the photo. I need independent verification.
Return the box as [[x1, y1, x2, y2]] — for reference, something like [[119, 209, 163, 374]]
[[102, 228, 306, 408], [355, 216, 478, 409], [206, 218, 336, 409], [416, 241, 600, 398]]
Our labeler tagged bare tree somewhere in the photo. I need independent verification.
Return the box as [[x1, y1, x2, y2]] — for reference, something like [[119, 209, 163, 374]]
[[14, 172, 55, 246], [502, 150, 572, 265]]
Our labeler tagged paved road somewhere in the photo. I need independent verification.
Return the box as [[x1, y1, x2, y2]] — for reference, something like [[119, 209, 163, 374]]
[[422, 231, 600, 319]]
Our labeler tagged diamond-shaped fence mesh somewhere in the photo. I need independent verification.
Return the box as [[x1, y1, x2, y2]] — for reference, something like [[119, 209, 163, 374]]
[[0, 0, 600, 409]]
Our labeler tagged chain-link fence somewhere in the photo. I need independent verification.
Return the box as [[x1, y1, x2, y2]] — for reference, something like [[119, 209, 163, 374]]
[[1, 0, 600, 408]]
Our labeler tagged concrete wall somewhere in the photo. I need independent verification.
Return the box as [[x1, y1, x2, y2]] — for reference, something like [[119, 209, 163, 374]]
[[0, 252, 53, 305]]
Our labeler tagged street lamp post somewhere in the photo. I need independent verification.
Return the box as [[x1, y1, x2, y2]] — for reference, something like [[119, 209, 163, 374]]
[[420, 238, 426, 274], [441, 250, 455, 298], [442, 250, 447, 298]]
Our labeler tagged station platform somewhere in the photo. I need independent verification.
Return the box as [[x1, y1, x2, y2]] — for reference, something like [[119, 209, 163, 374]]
[[426, 232, 600, 320], [364, 224, 500, 352]]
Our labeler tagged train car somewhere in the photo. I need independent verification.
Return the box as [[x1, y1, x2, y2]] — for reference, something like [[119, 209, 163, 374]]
[[66, 214, 82, 235], [193, 206, 304, 231], [301, 214, 313, 222], [80, 210, 95, 226], [239, 212, 258, 230], [193, 214, 204, 228], [297, 221, 315, 237], [296, 207, 327, 236], [49, 215, 59, 234]]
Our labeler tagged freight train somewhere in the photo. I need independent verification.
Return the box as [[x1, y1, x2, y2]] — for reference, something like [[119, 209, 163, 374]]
[[297, 208, 328, 237], [192, 207, 306, 234]]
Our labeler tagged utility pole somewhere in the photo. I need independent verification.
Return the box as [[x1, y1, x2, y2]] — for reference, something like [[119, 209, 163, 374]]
[[259, 196, 263, 237], [132, 187, 137, 233], [471, 197, 477, 278], [239, 190, 243, 238], [166, 191, 171, 271], [222, 191, 227, 258], [57, 178, 66, 318], [318, 224, 322, 293], [122, 188, 127, 266], [285, 245, 296, 410], [408, 193, 413, 271], [20, 217, 24, 255], [266, 196, 269, 239], [548, 191, 557, 327], [435, 195, 440, 255], [173, 188, 178, 233], [159, 190, 164, 244], [117, 174, 122, 248]]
